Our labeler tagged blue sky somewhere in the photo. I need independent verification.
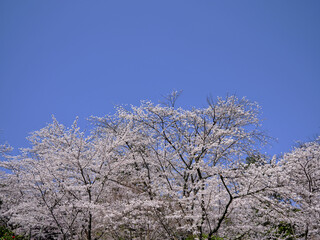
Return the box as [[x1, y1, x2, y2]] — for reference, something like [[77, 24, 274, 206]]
[[1, 0, 319, 156]]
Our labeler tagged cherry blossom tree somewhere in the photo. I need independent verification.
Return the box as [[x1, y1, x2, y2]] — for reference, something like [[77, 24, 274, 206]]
[[90, 95, 280, 239], [278, 138, 320, 239], [0, 119, 126, 239], [1, 95, 318, 240], [0, 144, 15, 228]]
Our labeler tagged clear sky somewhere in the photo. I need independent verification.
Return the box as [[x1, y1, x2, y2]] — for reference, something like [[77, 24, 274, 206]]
[[1, 0, 319, 157]]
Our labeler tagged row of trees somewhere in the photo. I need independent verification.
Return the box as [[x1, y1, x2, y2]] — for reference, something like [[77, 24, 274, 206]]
[[0, 95, 319, 239]]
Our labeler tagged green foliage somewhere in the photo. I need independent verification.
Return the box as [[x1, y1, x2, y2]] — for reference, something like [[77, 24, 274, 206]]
[[264, 221, 295, 240], [245, 156, 258, 165], [275, 221, 295, 240], [292, 208, 301, 213], [185, 235, 197, 240], [0, 226, 26, 240], [209, 237, 224, 240], [185, 234, 224, 240]]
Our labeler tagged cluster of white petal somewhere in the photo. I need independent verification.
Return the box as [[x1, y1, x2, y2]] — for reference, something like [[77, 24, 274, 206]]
[[278, 138, 320, 239], [0, 96, 319, 240]]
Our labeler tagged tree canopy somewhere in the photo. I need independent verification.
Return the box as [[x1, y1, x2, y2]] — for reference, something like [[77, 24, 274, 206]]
[[0, 95, 319, 240]]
